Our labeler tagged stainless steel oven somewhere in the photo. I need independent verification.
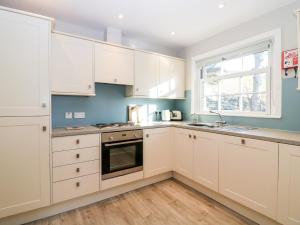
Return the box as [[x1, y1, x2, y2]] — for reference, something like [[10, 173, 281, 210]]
[[101, 130, 143, 180]]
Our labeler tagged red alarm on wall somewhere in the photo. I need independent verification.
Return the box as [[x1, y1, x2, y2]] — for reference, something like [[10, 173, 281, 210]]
[[282, 49, 298, 77]]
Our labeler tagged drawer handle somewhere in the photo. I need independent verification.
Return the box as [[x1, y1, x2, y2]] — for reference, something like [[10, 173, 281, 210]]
[[193, 135, 196, 140], [76, 154, 80, 159], [76, 139, 80, 144], [188, 134, 192, 138], [241, 139, 246, 145], [76, 182, 80, 187], [146, 134, 149, 138], [76, 168, 80, 173]]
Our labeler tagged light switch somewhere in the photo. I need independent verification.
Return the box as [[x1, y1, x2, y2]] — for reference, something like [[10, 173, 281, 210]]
[[74, 112, 85, 119], [65, 112, 73, 119]]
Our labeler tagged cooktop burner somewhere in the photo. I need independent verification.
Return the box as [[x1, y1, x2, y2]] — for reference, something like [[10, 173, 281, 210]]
[[95, 122, 135, 129]]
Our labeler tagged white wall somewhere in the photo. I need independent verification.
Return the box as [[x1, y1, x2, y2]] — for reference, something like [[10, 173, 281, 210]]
[[54, 20, 183, 57], [182, 1, 300, 90]]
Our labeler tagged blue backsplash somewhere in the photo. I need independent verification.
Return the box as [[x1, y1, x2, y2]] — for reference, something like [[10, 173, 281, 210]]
[[52, 83, 177, 128], [175, 78, 300, 131]]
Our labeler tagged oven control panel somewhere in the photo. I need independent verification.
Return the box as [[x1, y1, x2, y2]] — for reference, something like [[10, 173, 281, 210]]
[[101, 130, 143, 143]]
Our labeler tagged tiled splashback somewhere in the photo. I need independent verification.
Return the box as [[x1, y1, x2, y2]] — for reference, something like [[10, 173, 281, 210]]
[[52, 83, 178, 128]]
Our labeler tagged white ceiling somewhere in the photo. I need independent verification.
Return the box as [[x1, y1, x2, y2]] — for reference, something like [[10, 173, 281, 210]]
[[0, 0, 296, 48]]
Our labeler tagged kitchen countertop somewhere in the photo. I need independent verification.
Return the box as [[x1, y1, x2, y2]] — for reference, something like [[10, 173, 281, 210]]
[[52, 122, 300, 146]]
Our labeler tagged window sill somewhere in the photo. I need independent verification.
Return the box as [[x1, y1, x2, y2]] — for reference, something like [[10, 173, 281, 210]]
[[199, 112, 282, 119]]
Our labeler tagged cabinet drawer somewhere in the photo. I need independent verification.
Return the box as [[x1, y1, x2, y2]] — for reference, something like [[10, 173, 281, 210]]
[[221, 135, 278, 151], [52, 134, 100, 152], [52, 173, 99, 203], [53, 160, 100, 182], [52, 147, 99, 167]]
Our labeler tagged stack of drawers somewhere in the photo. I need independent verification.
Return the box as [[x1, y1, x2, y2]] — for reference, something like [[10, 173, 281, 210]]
[[51, 134, 100, 203]]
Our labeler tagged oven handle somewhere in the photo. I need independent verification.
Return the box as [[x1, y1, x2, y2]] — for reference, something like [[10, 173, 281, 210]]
[[104, 139, 143, 147]]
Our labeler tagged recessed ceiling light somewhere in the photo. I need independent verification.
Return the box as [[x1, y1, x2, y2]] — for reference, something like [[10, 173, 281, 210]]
[[218, 3, 225, 9], [171, 31, 176, 36], [118, 14, 124, 19]]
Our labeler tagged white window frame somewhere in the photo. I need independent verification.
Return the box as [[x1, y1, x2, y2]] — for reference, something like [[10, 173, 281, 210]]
[[191, 29, 282, 118]]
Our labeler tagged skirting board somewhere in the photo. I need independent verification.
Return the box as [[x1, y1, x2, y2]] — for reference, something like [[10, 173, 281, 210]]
[[0, 172, 172, 225], [173, 172, 281, 225]]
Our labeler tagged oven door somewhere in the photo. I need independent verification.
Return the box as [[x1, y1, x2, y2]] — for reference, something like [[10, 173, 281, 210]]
[[102, 139, 143, 180]]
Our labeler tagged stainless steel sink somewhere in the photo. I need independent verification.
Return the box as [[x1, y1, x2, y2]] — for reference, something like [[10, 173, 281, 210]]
[[220, 126, 258, 132], [187, 122, 217, 128]]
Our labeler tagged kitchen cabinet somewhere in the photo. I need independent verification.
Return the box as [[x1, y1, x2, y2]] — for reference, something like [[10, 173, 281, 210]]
[[144, 128, 172, 178], [0, 9, 51, 116], [95, 43, 134, 85], [173, 128, 194, 179], [193, 131, 219, 192], [126, 51, 159, 97], [219, 136, 278, 219], [278, 144, 300, 225], [0, 117, 50, 219], [158, 56, 185, 98], [51, 33, 95, 96]]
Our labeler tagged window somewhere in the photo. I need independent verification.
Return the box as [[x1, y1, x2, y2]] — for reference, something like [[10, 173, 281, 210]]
[[192, 29, 282, 118]]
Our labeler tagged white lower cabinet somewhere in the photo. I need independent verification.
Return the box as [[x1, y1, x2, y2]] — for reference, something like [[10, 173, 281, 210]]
[[193, 131, 219, 192], [144, 128, 172, 178], [0, 117, 50, 219], [219, 136, 278, 219], [278, 144, 300, 225], [174, 128, 194, 179]]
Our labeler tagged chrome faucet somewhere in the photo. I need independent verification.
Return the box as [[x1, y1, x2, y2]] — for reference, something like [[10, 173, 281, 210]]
[[209, 110, 227, 127]]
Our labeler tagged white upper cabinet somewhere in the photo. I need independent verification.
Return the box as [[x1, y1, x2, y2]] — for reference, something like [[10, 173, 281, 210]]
[[278, 144, 300, 225], [219, 136, 278, 219], [144, 128, 172, 178], [0, 117, 50, 219], [173, 128, 194, 179], [193, 131, 219, 192], [0, 9, 51, 116], [95, 43, 134, 85], [158, 56, 185, 98], [51, 33, 95, 96]]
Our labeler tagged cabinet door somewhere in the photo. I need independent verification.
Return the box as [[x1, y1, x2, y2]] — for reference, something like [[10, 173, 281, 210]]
[[158, 57, 185, 99], [219, 136, 278, 219], [95, 43, 134, 85], [174, 128, 194, 179], [0, 9, 50, 116], [278, 144, 300, 225], [0, 117, 50, 219], [144, 128, 172, 178], [134, 51, 159, 97], [51, 33, 95, 96], [193, 131, 219, 192]]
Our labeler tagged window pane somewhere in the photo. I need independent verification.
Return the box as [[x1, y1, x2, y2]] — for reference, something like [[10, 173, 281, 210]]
[[203, 96, 218, 111], [241, 74, 266, 93], [221, 95, 240, 110], [203, 81, 218, 96], [220, 77, 240, 95], [203, 63, 221, 79], [242, 94, 266, 112], [243, 51, 268, 71], [222, 57, 243, 75]]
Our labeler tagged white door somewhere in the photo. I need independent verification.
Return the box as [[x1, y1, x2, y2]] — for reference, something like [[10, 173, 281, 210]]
[[0, 117, 50, 219], [158, 57, 185, 99], [144, 128, 172, 178], [134, 51, 159, 97], [0, 9, 51, 116], [174, 128, 194, 179], [193, 131, 219, 192], [278, 144, 300, 225], [95, 43, 134, 85], [219, 136, 278, 219], [51, 33, 95, 96]]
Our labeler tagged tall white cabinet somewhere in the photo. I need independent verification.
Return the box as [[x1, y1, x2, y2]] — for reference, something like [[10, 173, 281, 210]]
[[0, 7, 51, 219], [0, 8, 51, 116], [278, 144, 300, 225]]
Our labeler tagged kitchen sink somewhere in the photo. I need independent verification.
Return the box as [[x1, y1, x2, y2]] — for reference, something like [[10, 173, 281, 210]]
[[220, 126, 258, 132], [187, 122, 217, 128]]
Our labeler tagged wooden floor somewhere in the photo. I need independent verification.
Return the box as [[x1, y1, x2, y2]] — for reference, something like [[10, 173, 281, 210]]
[[26, 179, 255, 225]]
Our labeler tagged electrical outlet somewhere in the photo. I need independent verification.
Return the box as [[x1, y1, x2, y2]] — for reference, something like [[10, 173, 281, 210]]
[[65, 112, 73, 119], [74, 112, 85, 119]]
